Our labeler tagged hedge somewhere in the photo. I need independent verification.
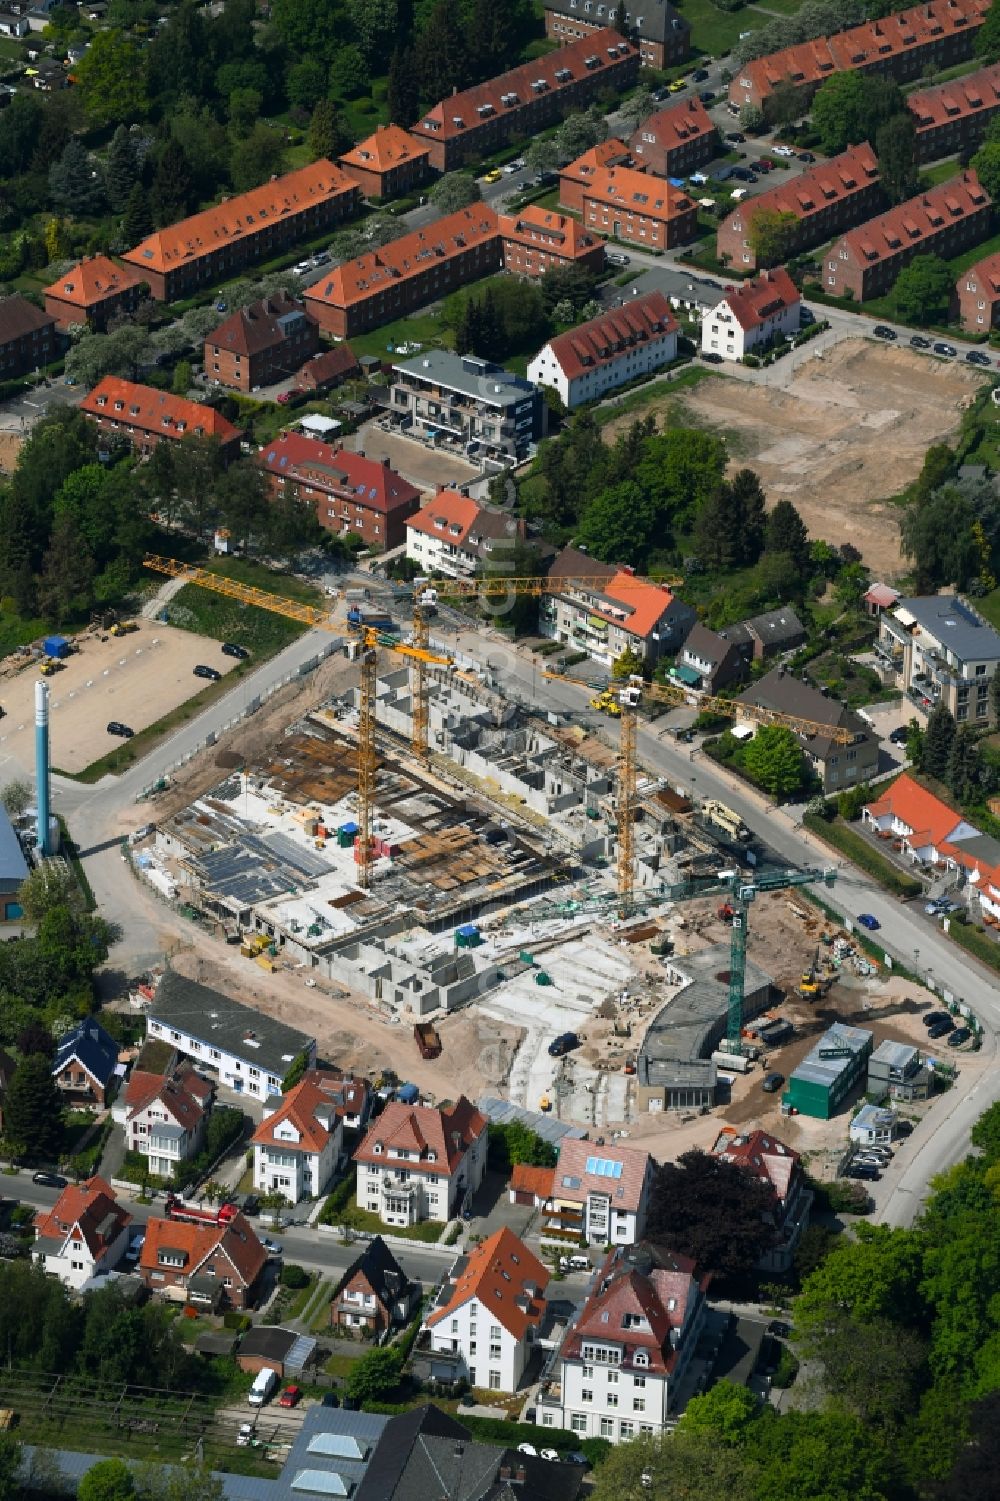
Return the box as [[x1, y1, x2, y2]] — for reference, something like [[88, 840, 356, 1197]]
[[803, 812, 923, 899], [946, 915, 1000, 974], [319, 1166, 357, 1225]]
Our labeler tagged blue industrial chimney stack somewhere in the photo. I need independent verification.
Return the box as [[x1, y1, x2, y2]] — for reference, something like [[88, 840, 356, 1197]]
[[35, 679, 53, 856]]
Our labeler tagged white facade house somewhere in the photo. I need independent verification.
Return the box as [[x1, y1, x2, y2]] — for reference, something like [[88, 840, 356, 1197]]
[[527, 292, 678, 409], [405, 489, 526, 580], [32, 1178, 132, 1292], [114, 1061, 213, 1181], [353, 1096, 488, 1228], [541, 544, 696, 670], [251, 1075, 343, 1203], [701, 267, 800, 362], [541, 1139, 657, 1250]]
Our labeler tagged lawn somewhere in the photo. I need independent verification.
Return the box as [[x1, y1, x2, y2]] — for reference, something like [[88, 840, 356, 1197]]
[[949, 226, 1000, 280], [592, 363, 717, 425], [340, 1199, 446, 1242], [163, 557, 324, 661], [921, 158, 963, 188], [346, 309, 450, 363], [803, 812, 924, 899], [676, 0, 770, 55]]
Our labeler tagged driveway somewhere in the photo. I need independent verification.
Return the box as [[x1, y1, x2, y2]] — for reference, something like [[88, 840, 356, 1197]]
[[345, 420, 479, 493]]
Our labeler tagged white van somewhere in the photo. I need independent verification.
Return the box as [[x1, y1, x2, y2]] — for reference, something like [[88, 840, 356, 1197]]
[[248, 1368, 278, 1407]]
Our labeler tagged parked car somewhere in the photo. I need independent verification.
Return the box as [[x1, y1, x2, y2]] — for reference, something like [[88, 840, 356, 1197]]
[[278, 1386, 302, 1408], [518, 1444, 538, 1457], [482, 168, 502, 183], [948, 1027, 972, 1047], [889, 726, 910, 745], [701, 351, 724, 363], [548, 1031, 580, 1057], [32, 1172, 67, 1189], [222, 642, 249, 659], [689, 171, 709, 185], [873, 325, 896, 341], [276, 391, 292, 404], [503, 159, 525, 174], [565, 1453, 590, 1468], [846, 1164, 880, 1181], [857, 912, 880, 930], [922, 1011, 950, 1028], [754, 157, 775, 171], [928, 1019, 955, 1039], [966, 350, 992, 367], [767, 1320, 791, 1338], [909, 335, 931, 349], [669, 78, 686, 92], [933, 342, 957, 357], [895, 1120, 914, 1138], [321, 1392, 340, 1408], [607, 251, 630, 267], [761, 1071, 785, 1093], [262, 1238, 283, 1256], [730, 167, 757, 183], [241, 1193, 260, 1216], [773, 144, 795, 157], [798, 151, 816, 162], [691, 68, 709, 81], [699, 90, 715, 103], [193, 664, 221, 680], [725, 130, 746, 143], [106, 721, 134, 738], [540, 1449, 560, 1462]]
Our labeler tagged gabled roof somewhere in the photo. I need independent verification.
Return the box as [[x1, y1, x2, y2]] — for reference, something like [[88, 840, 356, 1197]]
[[406, 489, 481, 544], [546, 545, 680, 642], [509, 1162, 555, 1199], [0, 294, 55, 342], [205, 292, 313, 358], [544, 0, 689, 46], [497, 205, 602, 260], [539, 292, 678, 382], [258, 431, 420, 513], [34, 1176, 131, 1260], [581, 163, 694, 222], [962, 248, 1000, 298], [907, 59, 1000, 134], [561, 1243, 705, 1376], [340, 123, 431, 175], [252, 1076, 339, 1154], [865, 771, 970, 849], [80, 377, 242, 445], [43, 255, 142, 309], [295, 344, 360, 388], [715, 1128, 800, 1204], [310, 1063, 371, 1120], [125, 1062, 212, 1130], [721, 605, 805, 651], [631, 97, 715, 153], [332, 1234, 416, 1310], [736, 666, 872, 757], [835, 171, 990, 269], [721, 143, 879, 236], [354, 1095, 487, 1175], [53, 1019, 119, 1088], [139, 1209, 266, 1287], [716, 267, 799, 331], [681, 621, 741, 671], [552, 1137, 653, 1213], [426, 1227, 549, 1340], [559, 138, 634, 186]]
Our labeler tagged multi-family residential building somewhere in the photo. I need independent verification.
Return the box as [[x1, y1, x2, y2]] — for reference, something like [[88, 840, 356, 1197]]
[[559, 139, 635, 214], [43, 255, 145, 332], [251, 1073, 344, 1203], [258, 431, 421, 549], [736, 667, 878, 793], [304, 205, 502, 339], [122, 161, 359, 302], [823, 170, 991, 301], [118, 1060, 214, 1180], [877, 593, 1000, 722], [544, 0, 690, 69], [536, 1243, 709, 1440], [422, 1228, 549, 1393], [330, 1236, 420, 1338], [0, 295, 57, 379], [33, 1177, 132, 1291], [203, 292, 320, 393], [339, 124, 432, 200], [629, 98, 717, 178], [865, 774, 1000, 924], [527, 291, 678, 409], [540, 1139, 656, 1249], [716, 143, 880, 273], [410, 29, 639, 172], [138, 1209, 266, 1310], [498, 206, 607, 279], [713, 1129, 812, 1274], [701, 267, 801, 362], [406, 490, 528, 578], [728, 0, 991, 113], [52, 1018, 120, 1110], [353, 1095, 488, 1228], [675, 622, 745, 693], [541, 545, 696, 668], [579, 164, 698, 251], [907, 62, 1000, 161], [80, 377, 243, 461], [956, 248, 1000, 330], [387, 349, 545, 460]]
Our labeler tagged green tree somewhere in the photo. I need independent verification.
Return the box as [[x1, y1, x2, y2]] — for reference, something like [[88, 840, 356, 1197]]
[[611, 646, 643, 680], [348, 0, 398, 70], [329, 43, 369, 100], [3, 1055, 65, 1163], [429, 170, 481, 213], [796, 1223, 925, 1332], [801, 1312, 927, 1431], [487, 1121, 556, 1170], [0, 781, 32, 820], [647, 1149, 779, 1279], [835, 561, 869, 612], [900, 484, 979, 592], [576, 480, 654, 568], [765, 499, 810, 570], [49, 138, 107, 216], [413, 0, 468, 103], [750, 1408, 900, 1501], [763, 77, 806, 128], [308, 99, 351, 162], [287, 56, 328, 112], [923, 701, 957, 781], [680, 1382, 761, 1443], [971, 137, 1000, 200], [75, 29, 147, 127], [976, 0, 1000, 59], [875, 113, 917, 204], [387, 46, 421, 128], [17, 864, 81, 922], [893, 253, 952, 323], [746, 205, 799, 268], [230, 121, 286, 192], [78, 1458, 136, 1501], [634, 428, 728, 539], [122, 183, 152, 246], [38, 510, 95, 624], [345, 1346, 403, 1403], [105, 125, 140, 212], [590, 1428, 759, 1501], [811, 72, 905, 155], [150, 139, 194, 227], [946, 723, 978, 802], [744, 724, 805, 797], [556, 108, 607, 162], [134, 1461, 224, 1501], [227, 86, 263, 135]]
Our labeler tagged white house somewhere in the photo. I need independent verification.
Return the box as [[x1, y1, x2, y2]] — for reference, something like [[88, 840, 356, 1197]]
[[540, 1138, 656, 1249], [405, 488, 527, 580], [541, 543, 695, 670], [118, 1062, 214, 1181], [849, 1102, 896, 1146], [353, 1095, 488, 1228], [423, 1227, 549, 1392], [863, 772, 981, 867], [251, 1074, 343, 1203], [32, 1177, 132, 1291], [701, 267, 800, 362], [527, 292, 678, 410]]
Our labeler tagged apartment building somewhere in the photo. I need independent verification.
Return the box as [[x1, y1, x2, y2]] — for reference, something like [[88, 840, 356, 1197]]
[[203, 292, 320, 393], [877, 593, 1000, 722], [138, 1210, 266, 1310], [498, 206, 606, 279], [43, 255, 144, 331], [716, 143, 880, 273], [544, 0, 690, 69], [728, 0, 991, 113], [0, 295, 57, 379], [629, 98, 717, 179], [122, 160, 360, 302], [80, 377, 243, 461], [536, 1243, 709, 1441], [33, 1178, 132, 1291], [388, 349, 545, 460], [252, 1074, 344, 1203], [559, 139, 635, 214], [956, 248, 1000, 330], [339, 124, 432, 200], [736, 668, 878, 793], [406, 490, 527, 578], [119, 1061, 213, 1181], [258, 431, 421, 549], [411, 29, 639, 172], [541, 544, 695, 668], [353, 1095, 487, 1228], [823, 171, 991, 302], [304, 205, 502, 339], [527, 291, 678, 409], [701, 267, 801, 362], [580, 165, 699, 251], [713, 1129, 812, 1275], [908, 62, 1000, 161], [540, 1139, 656, 1249]]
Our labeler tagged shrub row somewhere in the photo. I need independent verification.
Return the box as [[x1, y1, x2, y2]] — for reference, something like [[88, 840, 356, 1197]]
[[803, 812, 923, 898]]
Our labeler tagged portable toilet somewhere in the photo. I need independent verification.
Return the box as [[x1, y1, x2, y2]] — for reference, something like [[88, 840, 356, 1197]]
[[338, 820, 359, 848], [456, 924, 481, 949]]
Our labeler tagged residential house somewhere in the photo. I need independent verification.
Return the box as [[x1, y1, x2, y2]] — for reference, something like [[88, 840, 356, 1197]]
[[32, 1177, 132, 1291], [674, 621, 746, 693], [145, 970, 317, 1102], [422, 1228, 549, 1393], [559, 139, 635, 214], [339, 124, 432, 200], [867, 1039, 932, 1103], [717, 143, 881, 273], [735, 667, 878, 793], [863, 772, 981, 864], [353, 1095, 488, 1227], [122, 160, 359, 302], [329, 1235, 419, 1338], [728, 0, 991, 113], [540, 1138, 656, 1249], [544, 0, 690, 69], [138, 1209, 266, 1310], [410, 30, 639, 173], [43, 256, 145, 332], [498, 206, 607, 279], [251, 1073, 344, 1203], [405, 489, 528, 578], [579, 164, 699, 251], [863, 582, 901, 618], [203, 292, 320, 393], [719, 605, 806, 664], [823, 172, 992, 302], [877, 593, 1000, 721], [957, 248, 1000, 330], [0, 12, 29, 35], [713, 1129, 812, 1274], [540, 544, 696, 669], [80, 377, 243, 462], [527, 291, 678, 410], [907, 62, 1000, 160], [0, 806, 28, 924], [701, 267, 800, 361], [52, 1018, 120, 1110], [536, 1242, 709, 1440], [304, 205, 502, 339], [258, 431, 421, 548], [292, 344, 361, 394], [629, 98, 717, 178], [387, 349, 545, 459], [310, 1063, 372, 1134], [0, 295, 57, 379], [119, 1061, 213, 1180]]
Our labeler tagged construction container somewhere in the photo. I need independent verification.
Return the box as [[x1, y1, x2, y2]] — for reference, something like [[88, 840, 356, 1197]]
[[414, 1021, 442, 1059], [535, 972, 552, 986], [337, 821, 358, 848], [397, 1082, 419, 1104], [42, 635, 70, 658], [711, 1050, 753, 1074], [455, 924, 481, 949], [519, 951, 535, 966]]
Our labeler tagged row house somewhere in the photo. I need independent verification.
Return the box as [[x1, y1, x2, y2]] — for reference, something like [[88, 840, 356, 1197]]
[[823, 170, 991, 302], [353, 1095, 488, 1228], [713, 1129, 812, 1275], [406, 489, 528, 578], [559, 139, 635, 214], [629, 98, 717, 180], [43, 255, 145, 332], [498, 205, 607, 279], [122, 160, 360, 302], [541, 544, 695, 669], [33, 1177, 132, 1291], [876, 592, 1000, 721], [340, 123, 432, 200], [716, 143, 881, 273], [388, 348, 545, 460], [0, 295, 57, 379], [258, 431, 421, 549], [908, 61, 1000, 161], [203, 292, 320, 393], [411, 29, 639, 172], [543, 0, 690, 69], [527, 291, 679, 409], [329, 1236, 420, 1338], [539, 1139, 656, 1249], [957, 248, 1000, 330], [116, 1060, 213, 1181], [580, 165, 698, 252], [304, 204, 502, 339], [80, 376, 243, 461], [52, 1018, 119, 1111], [251, 1073, 344, 1203], [138, 1210, 266, 1311], [700, 267, 801, 362], [729, 0, 991, 113]]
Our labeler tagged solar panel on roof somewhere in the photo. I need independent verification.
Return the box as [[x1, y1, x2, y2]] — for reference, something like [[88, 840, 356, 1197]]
[[586, 1156, 624, 1179]]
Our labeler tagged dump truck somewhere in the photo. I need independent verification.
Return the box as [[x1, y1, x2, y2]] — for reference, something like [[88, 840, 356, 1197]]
[[414, 1021, 442, 1059], [347, 605, 394, 632], [702, 799, 752, 844]]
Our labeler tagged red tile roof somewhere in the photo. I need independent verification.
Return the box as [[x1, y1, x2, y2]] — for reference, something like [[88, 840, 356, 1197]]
[[426, 1227, 549, 1340], [959, 247, 1000, 298], [718, 267, 800, 331], [509, 1163, 555, 1200], [341, 123, 430, 175], [80, 376, 242, 446], [205, 292, 313, 358], [354, 1095, 487, 1176], [140, 1210, 266, 1288], [721, 143, 879, 232], [258, 431, 420, 513], [553, 1138, 653, 1214], [34, 1176, 131, 1259], [43, 255, 142, 309], [406, 489, 481, 544], [908, 60, 1000, 136], [547, 546, 680, 642], [835, 170, 990, 269], [309, 1064, 370, 1120], [251, 1077, 338, 1154], [630, 97, 716, 154], [0, 295, 55, 342], [582, 163, 694, 222], [125, 1063, 212, 1131], [865, 772, 968, 849], [715, 1128, 800, 1205], [540, 292, 678, 381], [562, 1245, 705, 1376], [294, 344, 360, 389], [497, 205, 603, 260], [560, 138, 634, 189]]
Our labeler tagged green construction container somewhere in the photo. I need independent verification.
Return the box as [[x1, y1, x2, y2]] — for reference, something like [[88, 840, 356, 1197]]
[[535, 972, 552, 986], [519, 951, 536, 966]]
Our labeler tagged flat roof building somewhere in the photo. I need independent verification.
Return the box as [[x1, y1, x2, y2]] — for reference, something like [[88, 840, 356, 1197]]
[[783, 1022, 873, 1119]]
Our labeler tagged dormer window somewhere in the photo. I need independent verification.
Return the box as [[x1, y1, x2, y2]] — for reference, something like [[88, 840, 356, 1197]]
[[373, 1142, 383, 1154], [634, 1350, 649, 1368]]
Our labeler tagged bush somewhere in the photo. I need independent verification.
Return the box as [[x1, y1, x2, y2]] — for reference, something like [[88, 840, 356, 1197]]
[[319, 1167, 357, 1225], [280, 1263, 310, 1289], [772, 1345, 800, 1388], [802, 812, 922, 898], [223, 1311, 251, 1331]]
